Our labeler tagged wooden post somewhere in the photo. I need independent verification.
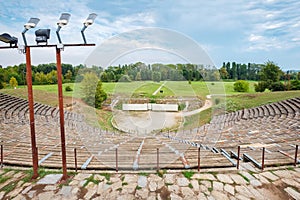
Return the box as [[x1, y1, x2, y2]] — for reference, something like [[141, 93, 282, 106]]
[[56, 47, 68, 180], [116, 148, 118, 172], [74, 148, 77, 172], [1, 144, 3, 168], [237, 146, 240, 170], [197, 147, 200, 172], [26, 46, 39, 179], [157, 148, 159, 171], [295, 145, 298, 166], [262, 147, 265, 170]]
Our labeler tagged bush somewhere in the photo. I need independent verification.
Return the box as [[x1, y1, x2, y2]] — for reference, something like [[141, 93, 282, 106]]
[[291, 80, 300, 90], [254, 81, 268, 92], [118, 75, 131, 82], [0, 82, 4, 89], [65, 86, 73, 92], [233, 80, 249, 92], [270, 81, 285, 91]]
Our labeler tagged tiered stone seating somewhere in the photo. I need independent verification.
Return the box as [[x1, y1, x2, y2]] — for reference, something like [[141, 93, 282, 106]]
[[0, 93, 299, 171]]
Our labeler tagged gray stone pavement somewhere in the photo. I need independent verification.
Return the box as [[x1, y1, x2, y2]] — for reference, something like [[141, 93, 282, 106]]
[[0, 166, 299, 200]]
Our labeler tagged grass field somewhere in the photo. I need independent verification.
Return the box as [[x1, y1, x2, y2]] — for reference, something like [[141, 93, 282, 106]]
[[1, 81, 299, 130]]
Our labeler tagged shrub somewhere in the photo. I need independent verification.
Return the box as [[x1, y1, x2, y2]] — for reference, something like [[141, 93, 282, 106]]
[[65, 86, 73, 92], [118, 75, 131, 82], [0, 82, 4, 89], [254, 81, 268, 92], [270, 81, 285, 91], [233, 80, 249, 92], [291, 80, 300, 90]]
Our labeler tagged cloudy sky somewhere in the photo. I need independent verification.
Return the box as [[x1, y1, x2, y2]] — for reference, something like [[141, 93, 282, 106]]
[[0, 0, 300, 70]]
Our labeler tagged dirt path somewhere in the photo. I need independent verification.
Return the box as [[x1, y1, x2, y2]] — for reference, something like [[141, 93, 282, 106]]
[[181, 95, 212, 117]]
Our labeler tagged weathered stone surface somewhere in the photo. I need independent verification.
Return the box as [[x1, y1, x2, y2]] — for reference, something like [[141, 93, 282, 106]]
[[260, 171, 279, 181], [230, 174, 248, 185], [138, 175, 148, 188], [211, 190, 229, 200], [37, 174, 62, 185], [164, 174, 175, 184], [238, 172, 256, 182], [149, 181, 157, 192], [250, 179, 262, 187], [37, 191, 55, 200], [135, 188, 149, 199], [213, 181, 223, 191], [73, 173, 91, 181], [252, 174, 270, 184], [197, 192, 208, 200], [272, 170, 294, 179], [181, 187, 195, 198], [170, 193, 183, 200], [190, 179, 199, 192], [59, 186, 72, 197], [123, 174, 138, 183], [117, 194, 135, 200], [176, 177, 189, 187], [284, 187, 300, 200], [168, 185, 180, 194], [192, 173, 216, 181], [224, 184, 235, 196], [217, 174, 234, 184]]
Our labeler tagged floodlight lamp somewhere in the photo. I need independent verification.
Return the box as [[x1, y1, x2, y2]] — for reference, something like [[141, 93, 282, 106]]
[[56, 13, 71, 44], [81, 13, 97, 44], [57, 13, 71, 27], [35, 29, 50, 45], [22, 17, 40, 47], [83, 13, 97, 26], [24, 18, 40, 30]]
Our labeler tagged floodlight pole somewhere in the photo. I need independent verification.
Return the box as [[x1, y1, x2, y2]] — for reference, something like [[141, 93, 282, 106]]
[[25, 46, 39, 179], [81, 26, 87, 44], [56, 47, 68, 180]]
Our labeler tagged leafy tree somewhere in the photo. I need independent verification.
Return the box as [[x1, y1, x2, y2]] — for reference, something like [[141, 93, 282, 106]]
[[94, 81, 107, 109], [219, 67, 228, 79], [81, 72, 99, 106], [100, 72, 108, 82], [152, 71, 161, 82], [119, 75, 131, 82], [9, 76, 18, 88], [233, 80, 249, 92], [64, 70, 73, 80], [260, 61, 283, 84], [135, 72, 142, 81]]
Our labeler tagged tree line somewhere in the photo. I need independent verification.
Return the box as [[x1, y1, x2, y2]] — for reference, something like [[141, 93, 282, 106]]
[[1, 61, 299, 90]]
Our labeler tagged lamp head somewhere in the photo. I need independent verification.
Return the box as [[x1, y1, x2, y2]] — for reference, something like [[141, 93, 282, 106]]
[[57, 13, 71, 27], [83, 13, 97, 27], [24, 18, 40, 30]]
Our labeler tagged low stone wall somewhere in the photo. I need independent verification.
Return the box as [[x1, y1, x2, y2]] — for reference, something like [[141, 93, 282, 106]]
[[122, 103, 178, 112]]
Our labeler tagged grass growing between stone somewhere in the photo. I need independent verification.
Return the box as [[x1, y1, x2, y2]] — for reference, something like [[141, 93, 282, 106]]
[[182, 171, 195, 180]]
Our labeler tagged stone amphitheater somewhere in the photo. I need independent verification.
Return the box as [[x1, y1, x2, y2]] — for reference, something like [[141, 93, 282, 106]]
[[0, 93, 299, 171]]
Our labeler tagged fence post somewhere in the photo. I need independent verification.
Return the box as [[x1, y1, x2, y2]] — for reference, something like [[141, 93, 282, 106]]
[[74, 148, 77, 172], [116, 148, 118, 173], [295, 145, 299, 166], [197, 147, 200, 172], [262, 147, 265, 170], [157, 148, 159, 171], [36, 147, 38, 165], [1, 144, 3, 168], [237, 146, 240, 170]]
